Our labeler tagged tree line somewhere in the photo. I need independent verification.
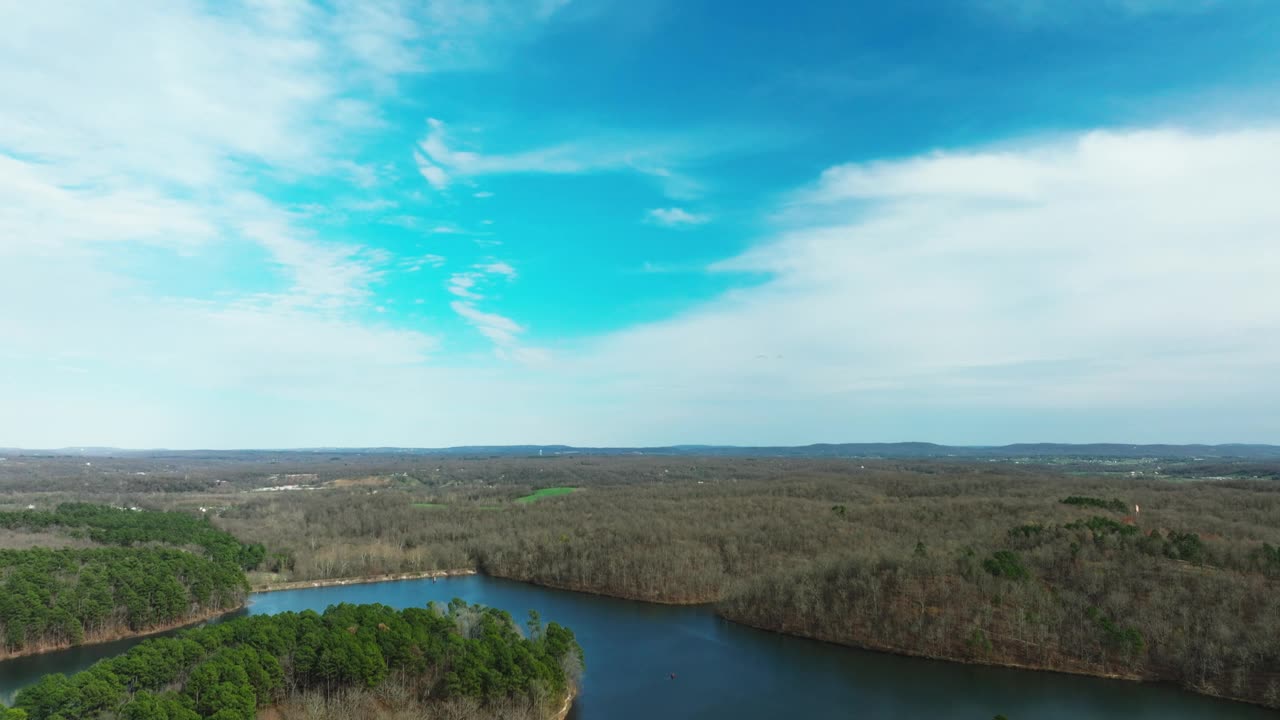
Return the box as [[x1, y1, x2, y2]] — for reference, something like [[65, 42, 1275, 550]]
[[7, 600, 582, 720], [0, 503, 264, 570], [0, 504, 260, 658]]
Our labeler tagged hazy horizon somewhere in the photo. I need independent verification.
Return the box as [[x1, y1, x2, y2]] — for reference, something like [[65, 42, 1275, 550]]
[[5, 440, 1278, 454]]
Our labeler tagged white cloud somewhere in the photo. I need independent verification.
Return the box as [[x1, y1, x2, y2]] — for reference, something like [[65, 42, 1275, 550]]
[[646, 207, 711, 227], [0, 0, 436, 304], [798, 150, 1050, 203], [442, 260, 544, 361], [447, 273, 482, 299], [232, 195, 385, 306], [333, 0, 575, 78], [0, 155, 218, 253], [414, 152, 451, 189], [474, 191, 495, 198], [476, 260, 517, 278], [401, 254, 446, 272], [448, 298, 548, 364], [450, 300, 524, 345], [565, 126, 1280, 442], [0, 258, 436, 395], [446, 260, 516, 300], [413, 118, 706, 196], [0, 2, 390, 190], [0, 0, 572, 445]]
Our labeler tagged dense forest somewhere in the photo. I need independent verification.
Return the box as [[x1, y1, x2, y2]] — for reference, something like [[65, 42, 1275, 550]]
[[719, 504, 1280, 707], [3, 454, 1279, 709], [0, 548, 246, 656], [0, 505, 258, 658], [6, 600, 582, 720], [210, 457, 1280, 708]]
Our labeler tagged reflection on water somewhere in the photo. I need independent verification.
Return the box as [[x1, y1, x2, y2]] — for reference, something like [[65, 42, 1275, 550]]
[[3, 575, 1274, 719]]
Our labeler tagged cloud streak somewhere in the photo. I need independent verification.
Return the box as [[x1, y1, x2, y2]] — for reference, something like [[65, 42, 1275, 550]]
[[444, 260, 538, 357], [647, 207, 711, 227], [413, 118, 708, 197]]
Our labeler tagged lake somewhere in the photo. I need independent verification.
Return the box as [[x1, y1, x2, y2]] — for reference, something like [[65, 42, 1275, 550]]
[[2, 575, 1275, 718]]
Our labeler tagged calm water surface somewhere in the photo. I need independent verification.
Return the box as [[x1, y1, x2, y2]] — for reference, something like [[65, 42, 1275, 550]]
[[2, 575, 1275, 719]]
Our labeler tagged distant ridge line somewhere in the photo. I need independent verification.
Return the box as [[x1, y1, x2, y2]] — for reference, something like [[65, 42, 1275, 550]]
[[3, 442, 1279, 460]]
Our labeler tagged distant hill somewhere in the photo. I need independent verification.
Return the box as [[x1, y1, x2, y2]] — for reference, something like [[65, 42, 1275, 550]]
[[3, 442, 1279, 460]]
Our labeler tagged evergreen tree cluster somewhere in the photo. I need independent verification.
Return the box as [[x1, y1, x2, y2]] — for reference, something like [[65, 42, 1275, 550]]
[[0, 547, 247, 654], [8, 600, 582, 720], [0, 504, 259, 656]]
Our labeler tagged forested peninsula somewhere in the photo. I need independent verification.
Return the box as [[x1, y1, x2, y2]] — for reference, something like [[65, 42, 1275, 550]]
[[719, 504, 1280, 707], [0, 504, 258, 659], [7, 600, 582, 720]]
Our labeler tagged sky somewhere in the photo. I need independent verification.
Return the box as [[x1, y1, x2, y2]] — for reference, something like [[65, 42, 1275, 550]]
[[2, 0, 1279, 449]]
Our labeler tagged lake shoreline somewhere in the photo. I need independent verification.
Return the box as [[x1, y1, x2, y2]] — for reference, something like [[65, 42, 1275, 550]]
[[5, 572, 1270, 713], [718, 610, 1278, 712], [476, 571, 1277, 712], [251, 568, 476, 593], [7, 573, 1274, 720], [0, 569, 480, 662], [0, 602, 244, 663], [482, 572, 717, 605], [551, 689, 575, 720]]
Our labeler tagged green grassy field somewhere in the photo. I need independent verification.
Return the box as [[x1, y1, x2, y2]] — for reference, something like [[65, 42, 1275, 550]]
[[411, 502, 445, 509], [514, 487, 577, 504]]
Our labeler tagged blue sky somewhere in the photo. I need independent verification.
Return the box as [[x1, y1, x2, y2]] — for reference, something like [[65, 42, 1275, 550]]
[[2, 0, 1279, 448]]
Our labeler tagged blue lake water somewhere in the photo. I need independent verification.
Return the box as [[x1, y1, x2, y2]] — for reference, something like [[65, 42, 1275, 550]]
[[2, 574, 1275, 718]]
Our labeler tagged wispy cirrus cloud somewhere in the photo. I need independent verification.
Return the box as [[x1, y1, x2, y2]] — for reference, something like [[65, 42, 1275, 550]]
[[444, 259, 546, 362], [646, 207, 711, 227], [447, 260, 516, 301], [400, 254, 447, 273], [0, 0, 569, 445], [475, 260, 517, 277], [413, 117, 709, 197], [450, 301, 524, 346], [450, 300, 549, 365], [447, 273, 482, 299]]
